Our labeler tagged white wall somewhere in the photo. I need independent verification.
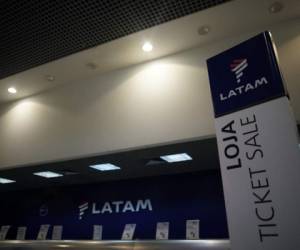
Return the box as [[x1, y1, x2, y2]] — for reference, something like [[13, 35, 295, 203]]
[[0, 19, 299, 169]]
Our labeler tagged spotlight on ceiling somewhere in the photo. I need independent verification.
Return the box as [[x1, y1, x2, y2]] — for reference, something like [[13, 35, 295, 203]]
[[8, 87, 17, 94], [86, 62, 98, 70], [0, 177, 16, 184], [269, 2, 284, 13], [142, 42, 153, 52], [160, 153, 192, 163], [198, 25, 210, 35], [45, 75, 55, 82]]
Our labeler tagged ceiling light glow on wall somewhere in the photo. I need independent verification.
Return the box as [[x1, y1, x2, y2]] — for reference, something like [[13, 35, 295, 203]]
[[33, 171, 63, 178], [160, 153, 192, 163], [142, 42, 153, 52], [89, 163, 120, 171], [0, 177, 16, 184], [8, 87, 17, 94]]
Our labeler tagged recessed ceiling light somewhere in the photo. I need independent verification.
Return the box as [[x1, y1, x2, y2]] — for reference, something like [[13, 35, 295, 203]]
[[8, 87, 17, 94], [269, 2, 284, 13], [0, 177, 16, 184], [45, 75, 55, 81], [160, 153, 192, 163], [86, 62, 98, 70], [198, 25, 210, 35], [142, 42, 153, 52], [89, 163, 121, 171], [33, 171, 63, 178]]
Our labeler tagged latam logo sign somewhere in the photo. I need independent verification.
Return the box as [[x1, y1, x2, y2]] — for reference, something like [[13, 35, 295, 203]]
[[79, 202, 89, 220], [220, 57, 269, 101], [78, 199, 153, 220], [230, 58, 248, 83], [207, 31, 285, 117], [220, 70, 269, 102]]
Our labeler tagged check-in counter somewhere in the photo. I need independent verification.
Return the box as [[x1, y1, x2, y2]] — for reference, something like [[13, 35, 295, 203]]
[[0, 240, 230, 250]]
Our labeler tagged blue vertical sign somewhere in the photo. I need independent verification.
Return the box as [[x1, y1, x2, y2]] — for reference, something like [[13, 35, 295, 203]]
[[207, 32, 286, 117], [207, 31, 300, 249]]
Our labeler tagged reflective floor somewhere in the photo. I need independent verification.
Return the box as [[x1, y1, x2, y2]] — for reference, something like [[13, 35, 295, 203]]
[[0, 240, 230, 250]]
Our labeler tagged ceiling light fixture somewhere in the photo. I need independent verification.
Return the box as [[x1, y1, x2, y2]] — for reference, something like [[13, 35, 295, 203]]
[[8, 87, 17, 94], [89, 163, 121, 171], [160, 153, 193, 163], [269, 2, 284, 13], [198, 25, 210, 35], [33, 171, 63, 178], [45, 75, 55, 82], [142, 42, 153, 52], [0, 177, 16, 184], [86, 62, 98, 70]]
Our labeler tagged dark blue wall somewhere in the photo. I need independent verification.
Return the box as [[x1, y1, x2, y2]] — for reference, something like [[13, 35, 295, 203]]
[[0, 170, 228, 240]]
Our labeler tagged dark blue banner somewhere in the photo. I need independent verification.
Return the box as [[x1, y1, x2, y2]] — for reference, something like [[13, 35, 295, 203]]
[[0, 171, 228, 240], [207, 31, 286, 117]]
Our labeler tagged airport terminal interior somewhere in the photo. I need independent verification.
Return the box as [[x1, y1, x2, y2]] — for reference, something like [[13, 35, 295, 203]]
[[0, 0, 299, 249]]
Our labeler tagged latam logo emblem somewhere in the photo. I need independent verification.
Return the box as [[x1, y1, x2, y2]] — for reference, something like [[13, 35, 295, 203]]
[[230, 58, 248, 83], [219, 57, 268, 101], [79, 202, 89, 220], [78, 199, 153, 220]]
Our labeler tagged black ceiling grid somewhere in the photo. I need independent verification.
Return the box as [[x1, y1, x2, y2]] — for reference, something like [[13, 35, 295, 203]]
[[0, 0, 231, 80]]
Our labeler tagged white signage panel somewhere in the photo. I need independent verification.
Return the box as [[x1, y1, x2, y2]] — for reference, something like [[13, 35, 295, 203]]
[[52, 225, 63, 240], [186, 219, 200, 240], [16, 227, 27, 240], [215, 97, 300, 249], [156, 222, 169, 240], [0, 226, 10, 240], [37, 224, 50, 240], [92, 225, 103, 240], [121, 224, 136, 240]]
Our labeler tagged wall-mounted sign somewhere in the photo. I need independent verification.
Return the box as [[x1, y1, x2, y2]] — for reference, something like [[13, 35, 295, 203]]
[[78, 199, 152, 220], [207, 31, 300, 249], [37, 224, 50, 240], [0, 225, 10, 240], [186, 220, 200, 240], [39, 204, 48, 217], [92, 225, 102, 240], [0, 172, 228, 240], [121, 224, 136, 240], [16, 226, 27, 240], [52, 225, 63, 240], [156, 222, 169, 240]]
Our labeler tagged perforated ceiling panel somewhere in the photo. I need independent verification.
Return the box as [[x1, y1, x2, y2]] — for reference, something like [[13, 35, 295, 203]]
[[0, 0, 230, 80]]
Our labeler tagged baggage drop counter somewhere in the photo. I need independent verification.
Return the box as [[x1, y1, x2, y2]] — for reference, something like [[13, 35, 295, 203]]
[[0, 240, 230, 250]]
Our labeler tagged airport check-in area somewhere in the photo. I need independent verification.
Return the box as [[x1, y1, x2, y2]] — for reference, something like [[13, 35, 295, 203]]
[[0, 1, 300, 249]]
